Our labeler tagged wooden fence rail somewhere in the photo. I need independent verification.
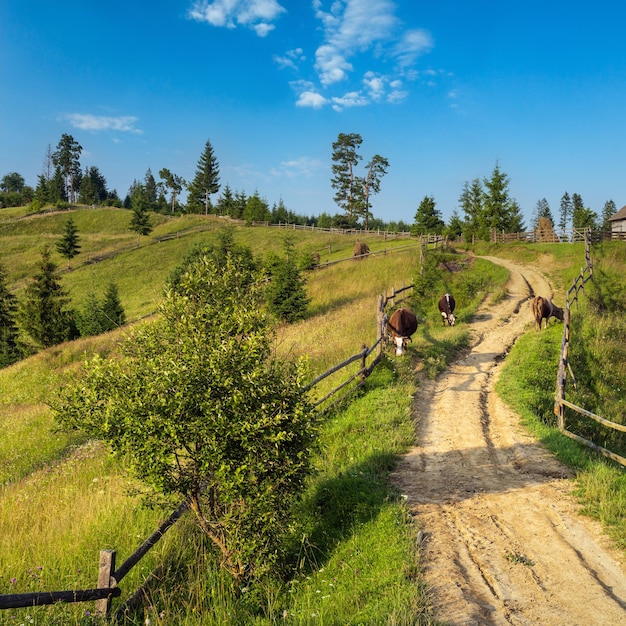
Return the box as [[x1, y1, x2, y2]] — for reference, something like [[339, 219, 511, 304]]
[[554, 230, 626, 468]]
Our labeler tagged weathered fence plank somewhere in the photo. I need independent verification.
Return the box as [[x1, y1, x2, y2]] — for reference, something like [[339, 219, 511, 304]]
[[0, 588, 121, 610]]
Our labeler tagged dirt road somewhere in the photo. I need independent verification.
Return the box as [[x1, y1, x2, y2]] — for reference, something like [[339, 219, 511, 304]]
[[391, 257, 626, 626]]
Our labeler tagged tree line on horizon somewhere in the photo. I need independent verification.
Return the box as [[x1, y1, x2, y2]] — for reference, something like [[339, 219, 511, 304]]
[[0, 132, 619, 236]]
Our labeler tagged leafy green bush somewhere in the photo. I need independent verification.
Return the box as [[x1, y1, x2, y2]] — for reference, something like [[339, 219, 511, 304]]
[[53, 250, 318, 588]]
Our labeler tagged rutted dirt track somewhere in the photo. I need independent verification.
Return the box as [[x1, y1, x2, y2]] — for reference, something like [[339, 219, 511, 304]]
[[390, 257, 626, 626]]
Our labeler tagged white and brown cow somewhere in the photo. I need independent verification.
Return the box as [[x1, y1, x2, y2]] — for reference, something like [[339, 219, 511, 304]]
[[438, 293, 456, 326], [532, 296, 564, 330], [387, 308, 418, 356]]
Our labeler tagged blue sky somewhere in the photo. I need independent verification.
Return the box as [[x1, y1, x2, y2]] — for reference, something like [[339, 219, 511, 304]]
[[2, 1, 626, 225]]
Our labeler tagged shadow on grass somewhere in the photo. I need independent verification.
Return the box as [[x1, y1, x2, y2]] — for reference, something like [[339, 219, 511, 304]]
[[296, 450, 399, 569]]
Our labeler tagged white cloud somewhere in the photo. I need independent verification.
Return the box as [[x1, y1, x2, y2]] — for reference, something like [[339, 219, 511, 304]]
[[315, 44, 353, 86], [363, 71, 385, 100], [305, 0, 436, 109], [330, 90, 369, 111], [296, 90, 329, 108], [274, 48, 305, 70], [64, 113, 141, 133], [187, 0, 285, 36], [394, 28, 433, 67], [271, 156, 326, 178]]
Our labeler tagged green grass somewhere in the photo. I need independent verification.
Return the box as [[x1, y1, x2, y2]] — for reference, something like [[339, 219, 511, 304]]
[[1, 208, 624, 624], [494, 241, 626, 553]]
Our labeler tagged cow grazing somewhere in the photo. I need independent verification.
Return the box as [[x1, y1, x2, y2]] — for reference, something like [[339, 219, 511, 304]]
[[438, 294, 456, 326], [387, 308, 418, 356], [532, 296, 564, 330]]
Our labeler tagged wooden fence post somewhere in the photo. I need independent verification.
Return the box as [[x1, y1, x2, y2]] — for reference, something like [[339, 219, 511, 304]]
[[95, 550, 116, 618]]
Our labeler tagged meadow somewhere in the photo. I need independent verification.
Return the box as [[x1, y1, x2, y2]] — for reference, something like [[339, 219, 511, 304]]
[[0, 207, 624, 624]]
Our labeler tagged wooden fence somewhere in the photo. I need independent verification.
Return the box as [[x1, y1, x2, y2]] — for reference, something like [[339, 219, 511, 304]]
[[489, 227, 626, 244], [554, 231, 626, 467]]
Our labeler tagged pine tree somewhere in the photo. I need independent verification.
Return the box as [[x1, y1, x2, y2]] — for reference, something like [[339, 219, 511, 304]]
[[558, 192, 572, 231], [52, 134, 82, 203], [76, 292, 105, 337], [130, 184, 153, 245], [0, 263, 20, 367], [101, 282, 125, 329], [412, 195, 445, 235], [144, 169, 158, 209], [482, 162, 512, 237], [188, 139, 220, 215], [18, 248, 75, 350], [600, 199, 616, 231], [458, 178, 484, 239], [264, 240, 309, 323], [216, 184, 235, 216], [56, 217, 81, 269]]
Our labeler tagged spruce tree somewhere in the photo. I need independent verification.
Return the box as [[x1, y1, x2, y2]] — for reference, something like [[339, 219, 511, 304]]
[[130, 184, 152, 244], [600, 199, 616, 232], [482, 162, 512, 237], [264, 239, 309, 323], [19, 248, 75, 350], [188, 139, 220, 214], [101, 282, 125, 330], [56, 217, 81, 269], [0, 263, 20, 367], [458, 179, 484, 239], [412, 195, 445, 235]]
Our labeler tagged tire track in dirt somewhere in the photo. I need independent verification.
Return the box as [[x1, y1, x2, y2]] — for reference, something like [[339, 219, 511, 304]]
[[390, 257, 626, 626]]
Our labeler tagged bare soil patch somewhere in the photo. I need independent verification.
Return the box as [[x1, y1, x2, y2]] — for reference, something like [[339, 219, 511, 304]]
[[391, 256, 626, 626]]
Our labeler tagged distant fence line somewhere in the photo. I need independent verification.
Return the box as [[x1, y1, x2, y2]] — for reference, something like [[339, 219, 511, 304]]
[[489, 227, 626, 244], [554, 230, 626, 468]]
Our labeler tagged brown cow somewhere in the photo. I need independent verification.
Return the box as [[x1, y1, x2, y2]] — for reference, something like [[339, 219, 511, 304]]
[[438, 293, 456, 326], [532, 296, 564, 330], [387, 308, 418, 356]]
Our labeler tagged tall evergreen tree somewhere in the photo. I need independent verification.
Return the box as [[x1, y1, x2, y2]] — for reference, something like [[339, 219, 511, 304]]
[[56, 217, 81, 269], [78, 166, 108, 205], [216, 183, 235, 216], [233, 190, 248, 219], [571, 195, 597, 230], [144, 169, 158, 209], [244, 191, 270, 223], [559, 191, 572, 232], [481, 162, 512, 237], [600, 199, 616, 231], [52, 134, 82, 203], [532, 198, 553, 230], [264, 239, 309, 323], [0, 263, 20, 367], [129, 184, 153, 244], [508, 199, 526, 233], [101, 282, 125, 329], [572, 193, 585, 217], [446, 210, 464, 239], [412, 195, 445, 235], [458, 178, 484, 238], [188, 139, 220, 215], [18, 248, 75, 350]]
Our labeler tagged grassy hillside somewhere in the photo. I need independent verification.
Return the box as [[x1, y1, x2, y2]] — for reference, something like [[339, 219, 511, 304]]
[[1, 208, 624, 624]]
